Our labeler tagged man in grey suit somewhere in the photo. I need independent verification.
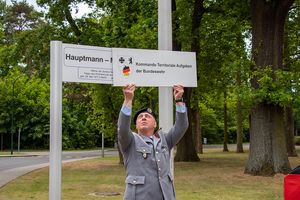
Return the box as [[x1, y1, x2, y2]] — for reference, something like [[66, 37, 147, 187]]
[[118, 84, 188, 200]]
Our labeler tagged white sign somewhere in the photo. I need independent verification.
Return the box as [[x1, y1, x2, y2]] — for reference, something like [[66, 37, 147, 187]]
[[62, 44, 113, 84], [112, 48, 197, 87], [61, 43, 197, 86]]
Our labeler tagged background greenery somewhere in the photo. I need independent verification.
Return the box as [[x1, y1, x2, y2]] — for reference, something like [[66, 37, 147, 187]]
[[0, 0, 299, 150]]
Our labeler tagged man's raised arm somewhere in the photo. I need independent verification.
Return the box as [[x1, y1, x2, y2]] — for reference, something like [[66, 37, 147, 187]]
[[165, 85, 189, 148], [117, 84, 136, 152]]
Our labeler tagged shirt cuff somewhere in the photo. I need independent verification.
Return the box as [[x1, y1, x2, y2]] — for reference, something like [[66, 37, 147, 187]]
[[121, 105, 132, 116], [176, 104, 187, 113]]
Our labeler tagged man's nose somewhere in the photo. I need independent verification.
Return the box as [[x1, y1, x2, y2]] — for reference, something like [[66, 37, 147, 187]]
[[141, 115, 147, 120]]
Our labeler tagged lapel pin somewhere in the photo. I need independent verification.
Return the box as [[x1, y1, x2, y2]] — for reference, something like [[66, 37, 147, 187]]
[[143, 153, 147, 159]]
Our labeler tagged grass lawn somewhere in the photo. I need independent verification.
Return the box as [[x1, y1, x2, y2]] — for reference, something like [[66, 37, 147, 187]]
[[0, 148, 299, 200]]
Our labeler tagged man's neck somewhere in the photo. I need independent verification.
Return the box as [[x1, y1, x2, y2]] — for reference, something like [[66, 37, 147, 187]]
[[138, 129, 154, 137]]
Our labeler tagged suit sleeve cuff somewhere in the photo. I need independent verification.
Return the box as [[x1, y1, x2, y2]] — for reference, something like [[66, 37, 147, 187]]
[[121, 105, 132, 116], [176, 104, 187, 113]]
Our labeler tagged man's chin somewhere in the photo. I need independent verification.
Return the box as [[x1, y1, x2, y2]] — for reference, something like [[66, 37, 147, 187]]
[[138, 127, 154, 133], [139, 126, 149, 131]]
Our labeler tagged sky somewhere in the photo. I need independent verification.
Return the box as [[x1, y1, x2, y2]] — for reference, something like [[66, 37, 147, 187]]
[[6, 0, 93, 18], [7, 0, 43, 11]]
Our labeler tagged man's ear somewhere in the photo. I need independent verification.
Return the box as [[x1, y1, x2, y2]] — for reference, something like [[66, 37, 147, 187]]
[[154, 121, 157, 128]]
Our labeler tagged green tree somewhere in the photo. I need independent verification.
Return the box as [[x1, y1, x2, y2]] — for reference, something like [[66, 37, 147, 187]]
[[174, 0, 250, 159], [62, 83, 99, 149], [0, 67, 50, 149], [245, 0, 295, 176], [283, 1, 300, 157], [2, 0, 42, 44]]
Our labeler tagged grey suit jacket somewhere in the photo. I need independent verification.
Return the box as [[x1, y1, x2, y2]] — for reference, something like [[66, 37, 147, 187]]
[[118, 109, 188, 200]]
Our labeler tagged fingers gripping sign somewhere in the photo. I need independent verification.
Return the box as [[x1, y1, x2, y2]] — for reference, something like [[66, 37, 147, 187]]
[[123, 84, 136, 107], [173, 85, 184, 101]]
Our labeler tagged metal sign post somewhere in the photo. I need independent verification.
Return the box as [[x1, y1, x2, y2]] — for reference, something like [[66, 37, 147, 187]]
[[158, 0, 174, 175], [50, 41, 63, 200]]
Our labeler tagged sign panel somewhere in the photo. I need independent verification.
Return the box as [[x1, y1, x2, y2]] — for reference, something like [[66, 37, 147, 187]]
[[62, 44, 113, 84], [61, 43, 197, 86], [112, 48, 197, 87]]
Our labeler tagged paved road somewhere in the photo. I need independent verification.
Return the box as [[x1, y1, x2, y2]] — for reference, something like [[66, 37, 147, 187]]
[[0, 150, 118, 188]]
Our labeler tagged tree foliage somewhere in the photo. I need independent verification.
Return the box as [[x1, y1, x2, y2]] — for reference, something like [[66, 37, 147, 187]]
[[0, 0, 298, 161]]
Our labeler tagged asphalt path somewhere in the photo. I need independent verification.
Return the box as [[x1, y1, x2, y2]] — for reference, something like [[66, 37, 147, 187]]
[[0, 150, 118, 188]]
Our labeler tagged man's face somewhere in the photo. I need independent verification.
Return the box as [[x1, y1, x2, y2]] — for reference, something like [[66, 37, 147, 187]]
[[136, 112, 157, 133]]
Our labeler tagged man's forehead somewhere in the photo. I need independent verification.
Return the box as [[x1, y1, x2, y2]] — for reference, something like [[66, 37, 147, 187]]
[[137, 112, 155, 118], [133, 107, 156, 125]]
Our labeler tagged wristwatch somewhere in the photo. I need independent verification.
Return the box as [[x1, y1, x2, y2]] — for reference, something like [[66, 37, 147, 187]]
[[175, 98, 184, 103]]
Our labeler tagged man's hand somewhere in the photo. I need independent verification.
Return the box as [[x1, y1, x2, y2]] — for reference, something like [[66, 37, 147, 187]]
[[173, 85, 184, 100], [123, 84, 136, 107]]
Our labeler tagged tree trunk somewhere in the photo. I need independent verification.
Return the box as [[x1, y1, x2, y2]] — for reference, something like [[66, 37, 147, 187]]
[[193, 107, 203, 154], [172, 0, 182, 51], [245, 0, 294, 176], [223, 91, 229, 152], [190, 0, 204, 53], [285, 107, 297, 157], [236, 67, 244, 153], [174, 0, 203, 162], [61, 0, 81, 43], [245, 103, 290, 175], [199, 112, 203, 154], [174, 88, 200, 161]]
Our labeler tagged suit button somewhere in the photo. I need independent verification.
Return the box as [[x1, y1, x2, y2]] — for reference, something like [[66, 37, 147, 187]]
[[157, 159, 160, 162], [158, 168, 161, 171], [133, 180, 136, 184]]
